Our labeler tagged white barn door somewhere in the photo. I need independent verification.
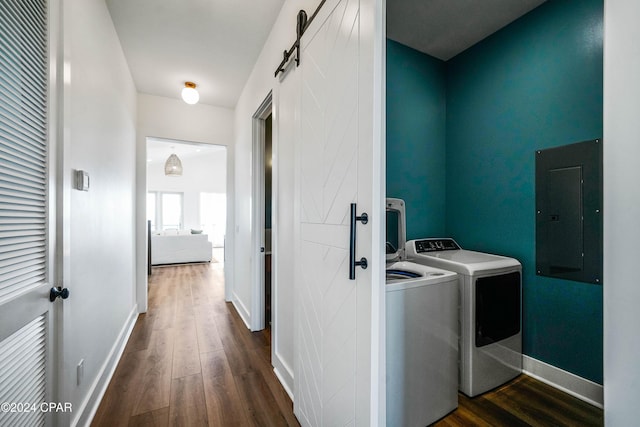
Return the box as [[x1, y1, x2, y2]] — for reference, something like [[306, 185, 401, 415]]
[[0, 0, 60, 426], [294, 0, 383, 425]]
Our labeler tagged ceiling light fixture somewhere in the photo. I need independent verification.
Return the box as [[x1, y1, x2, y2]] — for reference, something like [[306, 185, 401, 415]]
[[181, 81, 199, 105], [164, 147, 183, 176]]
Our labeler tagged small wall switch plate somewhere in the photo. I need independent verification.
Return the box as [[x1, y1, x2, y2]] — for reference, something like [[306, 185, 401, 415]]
[[75, 170, 90, 191]]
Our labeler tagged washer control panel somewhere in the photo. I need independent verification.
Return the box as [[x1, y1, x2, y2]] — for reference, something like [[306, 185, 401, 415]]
[[414, 238, 461, 253]]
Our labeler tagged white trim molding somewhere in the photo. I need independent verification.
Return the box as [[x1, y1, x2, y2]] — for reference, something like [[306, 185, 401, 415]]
[[523, 355, 603, 408], [273, 352, 294, 400], [232, 294, 252, 329], [76, 306, 139, 427]]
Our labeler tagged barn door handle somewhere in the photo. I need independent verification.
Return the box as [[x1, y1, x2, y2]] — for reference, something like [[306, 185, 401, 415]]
[[349, 203, 368, 280]]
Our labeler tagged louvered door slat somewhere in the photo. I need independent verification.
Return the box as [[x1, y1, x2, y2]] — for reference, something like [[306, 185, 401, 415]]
[[0, 316, 46, 427], [0, 164, 47, 188], [0, 272, 45, 299]]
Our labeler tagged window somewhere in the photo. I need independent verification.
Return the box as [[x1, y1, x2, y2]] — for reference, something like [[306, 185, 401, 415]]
[[146, 192, 156, 230], [147, 191, 183, 231], [200, 192, 226, 246]]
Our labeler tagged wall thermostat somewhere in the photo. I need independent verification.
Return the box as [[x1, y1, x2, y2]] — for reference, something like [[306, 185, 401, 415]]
[[75, 170, 90, 191]]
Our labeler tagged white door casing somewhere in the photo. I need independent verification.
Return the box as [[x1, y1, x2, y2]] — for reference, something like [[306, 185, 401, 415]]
[[251, 93, 273, 331], [293, 0, 383, 425]]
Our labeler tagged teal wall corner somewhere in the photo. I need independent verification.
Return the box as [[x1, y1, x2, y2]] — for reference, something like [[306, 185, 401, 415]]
[[386, 39, 447, 239]]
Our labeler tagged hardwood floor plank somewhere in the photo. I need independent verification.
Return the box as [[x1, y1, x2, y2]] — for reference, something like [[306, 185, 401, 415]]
[[434, 376, 603, 427], [169, 374, 209, 427], [201, 350, 250, 426], [194, 305, 224, 354], [172, 319, 201, 379], [91, 350, 146, 427], [246, 347, 299, 426], [125, 313, 155, 353], [128, 407, 169, 427], [132, 328, 175, 415], [235, 370, 291, 427], [521, 376, 604, 425], [152, 298, 176, 330]]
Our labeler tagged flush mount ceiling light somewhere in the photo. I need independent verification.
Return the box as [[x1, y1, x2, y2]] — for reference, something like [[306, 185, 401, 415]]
[[164, 147, 183, 176], [181, 81, 199, 105]]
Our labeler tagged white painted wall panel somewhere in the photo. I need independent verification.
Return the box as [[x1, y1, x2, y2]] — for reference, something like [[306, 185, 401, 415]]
[[603, 0, 640, 424], [62, 0, 137, 424]]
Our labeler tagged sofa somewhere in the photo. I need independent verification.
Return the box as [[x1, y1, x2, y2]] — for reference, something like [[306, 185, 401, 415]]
[[151, 230, 213, 265]]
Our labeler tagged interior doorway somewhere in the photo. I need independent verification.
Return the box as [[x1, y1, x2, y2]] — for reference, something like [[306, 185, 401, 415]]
[[251, 92, 273, 332], [264, 114, 273, 326], [145, 137, 227, 270]]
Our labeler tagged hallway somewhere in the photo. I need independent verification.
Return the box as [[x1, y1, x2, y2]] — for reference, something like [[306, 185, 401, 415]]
[[92, 262, 299, 426]]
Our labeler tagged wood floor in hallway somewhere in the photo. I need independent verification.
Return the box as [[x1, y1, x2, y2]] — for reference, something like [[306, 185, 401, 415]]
[[92, 261, 603, 427], [92, 262, 299, 427]]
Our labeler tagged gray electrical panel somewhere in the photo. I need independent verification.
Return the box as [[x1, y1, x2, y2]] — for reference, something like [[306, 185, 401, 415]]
[[535, 139, 602, 284]]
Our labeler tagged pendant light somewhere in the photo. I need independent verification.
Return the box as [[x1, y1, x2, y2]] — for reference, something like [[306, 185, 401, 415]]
[[164, 147, 183, 176], [181, 81, 199, 105]]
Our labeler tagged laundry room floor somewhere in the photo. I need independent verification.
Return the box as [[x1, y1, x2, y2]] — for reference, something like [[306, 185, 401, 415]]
[[433, 374, 603, 426]]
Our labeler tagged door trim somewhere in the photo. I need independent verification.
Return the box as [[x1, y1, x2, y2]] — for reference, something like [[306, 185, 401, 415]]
[[251, 92, 273, 331]]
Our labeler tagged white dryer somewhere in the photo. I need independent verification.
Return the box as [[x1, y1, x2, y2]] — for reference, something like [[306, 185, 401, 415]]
[[406, 238, 522, 397]]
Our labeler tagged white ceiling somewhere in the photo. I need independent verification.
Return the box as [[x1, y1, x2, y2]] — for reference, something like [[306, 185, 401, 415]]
[[106, 0, 547, 110], [387, 0, 547, 61], [105, 0, 285, 108]]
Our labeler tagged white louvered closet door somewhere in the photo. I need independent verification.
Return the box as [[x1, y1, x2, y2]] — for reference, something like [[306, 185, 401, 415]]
[[0, 0, 57, 426]]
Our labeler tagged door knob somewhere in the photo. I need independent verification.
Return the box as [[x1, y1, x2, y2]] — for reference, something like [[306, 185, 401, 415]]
[[49, 286, 70, 302]]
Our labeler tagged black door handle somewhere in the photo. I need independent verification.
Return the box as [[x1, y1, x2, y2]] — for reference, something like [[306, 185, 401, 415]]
[[50, 286, 70, 302], [349, 203, 368, 280]]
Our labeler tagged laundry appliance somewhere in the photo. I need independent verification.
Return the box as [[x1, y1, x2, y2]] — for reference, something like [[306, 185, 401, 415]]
[[406, 238, 522, 397], [385, 199, 458, 426]]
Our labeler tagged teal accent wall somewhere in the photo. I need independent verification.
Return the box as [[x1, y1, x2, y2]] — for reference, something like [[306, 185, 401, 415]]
[[445, 0, 603, 383], [386, 39, 447, 239], [386, 0, 603, 383]]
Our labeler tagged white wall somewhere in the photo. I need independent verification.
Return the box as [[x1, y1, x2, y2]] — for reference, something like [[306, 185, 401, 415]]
[[147, 150, 227, 245], [233, 0, 318, 395], [60, 0, 137, 424], [136, 94, 234, 309], [603, 0, 640, 424]]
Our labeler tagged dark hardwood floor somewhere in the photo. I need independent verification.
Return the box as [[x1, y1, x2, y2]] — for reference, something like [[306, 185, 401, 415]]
[[93, 262, 603, 427], [92, 262, 299, 427], [434, 375, 603, 426]]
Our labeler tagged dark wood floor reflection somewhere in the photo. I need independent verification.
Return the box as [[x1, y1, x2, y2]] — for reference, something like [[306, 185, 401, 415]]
[[92, 261, 603, 427], [433, 374, 604, 427], [92, 262, 299, 427]]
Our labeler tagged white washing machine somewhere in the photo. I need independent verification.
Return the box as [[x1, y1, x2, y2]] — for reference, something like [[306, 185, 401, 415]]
[[406, 238, 522, 397], [385, 199, 458, 426], [386, 261, 458, 426]]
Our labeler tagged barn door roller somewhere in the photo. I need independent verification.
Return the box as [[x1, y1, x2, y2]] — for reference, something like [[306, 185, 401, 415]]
[[274, 0, 327, 77]]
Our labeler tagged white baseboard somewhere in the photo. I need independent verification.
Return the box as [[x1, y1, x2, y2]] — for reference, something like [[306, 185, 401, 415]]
[[74, 305, 139, 427], [232, 292, 251, 329], [273, 352, 294, 400], [523, 355, 603, 408]]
